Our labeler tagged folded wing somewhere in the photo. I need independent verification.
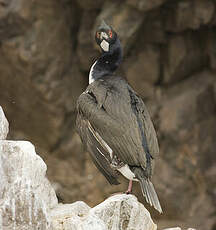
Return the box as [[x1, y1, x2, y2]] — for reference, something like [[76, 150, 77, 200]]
[[76, 77, 159, 180]]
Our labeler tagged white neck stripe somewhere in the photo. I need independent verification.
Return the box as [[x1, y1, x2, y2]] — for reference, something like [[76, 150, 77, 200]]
[[89, 61, 97, 84]]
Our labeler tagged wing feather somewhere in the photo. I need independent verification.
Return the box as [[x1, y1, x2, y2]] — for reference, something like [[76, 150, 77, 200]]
[[76, 77, 159, 178], [76, 112, 119, 185]]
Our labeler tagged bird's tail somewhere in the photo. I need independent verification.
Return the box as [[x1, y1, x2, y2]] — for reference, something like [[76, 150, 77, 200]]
[[139, 178, 162, 213]]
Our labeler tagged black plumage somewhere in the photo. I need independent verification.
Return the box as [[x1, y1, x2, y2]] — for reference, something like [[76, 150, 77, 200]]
[[76, 21, 162, 213]]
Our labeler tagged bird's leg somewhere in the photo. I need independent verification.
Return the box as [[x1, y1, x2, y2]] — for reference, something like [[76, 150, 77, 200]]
[[125, 180, 133, 194]]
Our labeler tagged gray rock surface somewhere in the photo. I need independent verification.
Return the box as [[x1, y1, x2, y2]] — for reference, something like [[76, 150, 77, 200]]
[[0, 106, 9, 140]]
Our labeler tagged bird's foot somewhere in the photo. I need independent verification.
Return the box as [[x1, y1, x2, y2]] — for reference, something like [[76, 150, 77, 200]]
[[125, 180, 133, 194], [125, 189, 132, 195]]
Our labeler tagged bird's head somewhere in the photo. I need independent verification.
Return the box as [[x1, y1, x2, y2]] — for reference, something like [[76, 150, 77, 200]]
[[95, 21, 117, 53]]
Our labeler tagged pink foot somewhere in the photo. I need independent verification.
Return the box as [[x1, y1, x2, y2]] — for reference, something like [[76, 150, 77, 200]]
[[125, 180, 133, 194]]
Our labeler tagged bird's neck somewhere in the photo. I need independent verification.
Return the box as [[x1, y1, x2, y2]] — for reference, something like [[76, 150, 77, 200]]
[[89, 39, 122, 84]]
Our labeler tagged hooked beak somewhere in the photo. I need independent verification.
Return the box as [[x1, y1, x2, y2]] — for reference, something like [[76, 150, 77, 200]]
[[100, 32, 108, 40]]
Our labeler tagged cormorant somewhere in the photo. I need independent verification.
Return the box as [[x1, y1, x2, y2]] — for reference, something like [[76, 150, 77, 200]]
[[76, 21, 162, 213]]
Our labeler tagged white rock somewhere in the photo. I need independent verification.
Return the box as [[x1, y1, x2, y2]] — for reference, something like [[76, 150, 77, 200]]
[[51, 202, 91, 230], [0, 140, 58, 230], [0, 106, 9, 140], [162, 224, 196, 229], [163, 228, 181, 230], [90, 194, 157, 230], [51, 202, 90, 219], [51, 194, 157, 230], [51, 201, 107, 230]]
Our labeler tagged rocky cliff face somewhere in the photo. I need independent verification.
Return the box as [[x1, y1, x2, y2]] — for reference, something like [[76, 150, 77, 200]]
[[0, 0, 216, 229]]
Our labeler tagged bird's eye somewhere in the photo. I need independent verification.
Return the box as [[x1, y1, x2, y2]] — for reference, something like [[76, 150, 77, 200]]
[[96, 32, 100, 39], [108, 30, 112, 38]]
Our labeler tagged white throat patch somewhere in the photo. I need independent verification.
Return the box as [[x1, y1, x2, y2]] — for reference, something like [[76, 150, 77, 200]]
[[89, 61, 97, 84], [101, 32, 108, 40], [100, 40, 109, 52]]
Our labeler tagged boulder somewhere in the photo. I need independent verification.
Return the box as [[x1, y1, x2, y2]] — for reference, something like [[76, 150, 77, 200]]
[[51, 194, 157, 230], [51, 202, 94, 230], [90, 194, 157, 230], [0, 140, 58, 230], [0, 106, 9, 139]]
